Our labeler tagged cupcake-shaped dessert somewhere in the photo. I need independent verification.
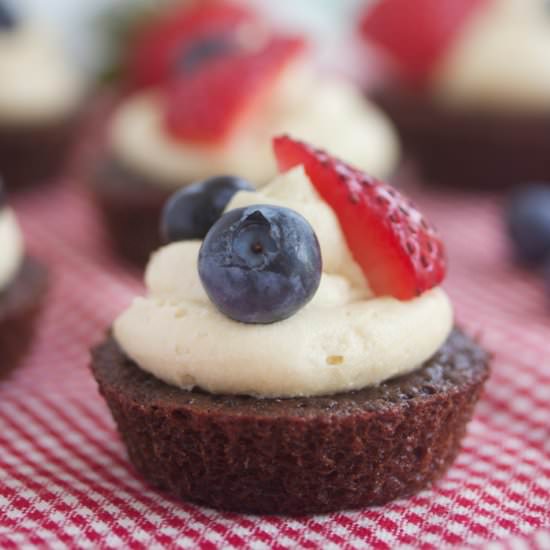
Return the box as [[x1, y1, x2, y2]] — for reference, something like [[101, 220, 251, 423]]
[[91, 2, 400, 265], [91, 136, 489, 514], [0, 179, 47, 367], [360, 0, 550, 189], [0, 2, 85, 190]]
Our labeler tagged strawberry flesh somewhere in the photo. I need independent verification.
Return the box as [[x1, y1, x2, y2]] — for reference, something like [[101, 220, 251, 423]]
[[164, 36, 304, 144], [126, 1, 305, 144], [273, 135, 446, 300], [359, 0, 487, 86], [126, 3, 254, 90]]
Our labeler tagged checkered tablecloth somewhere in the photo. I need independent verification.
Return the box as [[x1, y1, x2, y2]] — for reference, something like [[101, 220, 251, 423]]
[[1, 179, 549, 549]]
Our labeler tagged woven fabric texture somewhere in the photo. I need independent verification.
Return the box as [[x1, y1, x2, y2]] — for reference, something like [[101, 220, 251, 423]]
[[0, 182, 549, 549]]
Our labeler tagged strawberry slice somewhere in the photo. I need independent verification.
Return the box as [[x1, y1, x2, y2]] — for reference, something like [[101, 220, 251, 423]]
[[359, 0, 487, 85], [273, 135, 446, 300], [126, 2, 255, 90], [164, 36, 304, 144]]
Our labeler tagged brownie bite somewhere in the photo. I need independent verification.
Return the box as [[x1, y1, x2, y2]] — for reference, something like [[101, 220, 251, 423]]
[[91, 158, 171, 265], [0, 258, 48, 371], [360, 0, 550, 189], [0, 184, 47, 370], [90, 1, 399, 265], [91, 136, 489, 513], [0, 3, 85, 189], [92, 329, 489, 514]]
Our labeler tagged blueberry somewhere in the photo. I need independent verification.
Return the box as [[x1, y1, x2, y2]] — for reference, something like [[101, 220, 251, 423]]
[[176, 34, 236, 76], [161, 175, 254, 243], [507, 183, 550, 265], [0, 2, 16, 29], [198, 205, 322, 324]]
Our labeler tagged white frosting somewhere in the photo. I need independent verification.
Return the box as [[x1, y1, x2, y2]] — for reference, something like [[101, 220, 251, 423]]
[[113, 167, 453, 398], [432, 0, 550, 111], [0, 24, 84, 125], [109, 65, 399, 187], [0, 208, 24, 291]]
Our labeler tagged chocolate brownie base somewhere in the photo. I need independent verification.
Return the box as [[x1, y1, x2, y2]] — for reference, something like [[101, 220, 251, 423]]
[[91, 328, 490, 514], [0, 257, 48, 373], [91, 157, 174, 265], [0, 116, 79, 190], [372, 89, 550, 189]]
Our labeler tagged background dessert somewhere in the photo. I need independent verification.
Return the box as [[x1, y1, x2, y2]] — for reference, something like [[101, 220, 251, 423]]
[[91, 136, 489, 513], [0, 2, 85, 190], [89, 1, 400, 265], [360, 0, 550, 189], [0, 180, 47, 370], [0, 1, 545, 546]]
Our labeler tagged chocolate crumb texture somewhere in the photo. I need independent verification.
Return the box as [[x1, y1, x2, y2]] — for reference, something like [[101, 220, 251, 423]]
[[0, 258, 48, 374], [372, 88, 550, 189], [91, 328, 490, 514]]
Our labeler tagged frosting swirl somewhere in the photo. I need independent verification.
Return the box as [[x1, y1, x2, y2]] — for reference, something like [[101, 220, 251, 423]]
[[113, 167, 453, 398]]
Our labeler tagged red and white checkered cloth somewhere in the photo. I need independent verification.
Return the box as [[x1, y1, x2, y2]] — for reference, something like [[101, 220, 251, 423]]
[[1, 180, 549, 549]]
